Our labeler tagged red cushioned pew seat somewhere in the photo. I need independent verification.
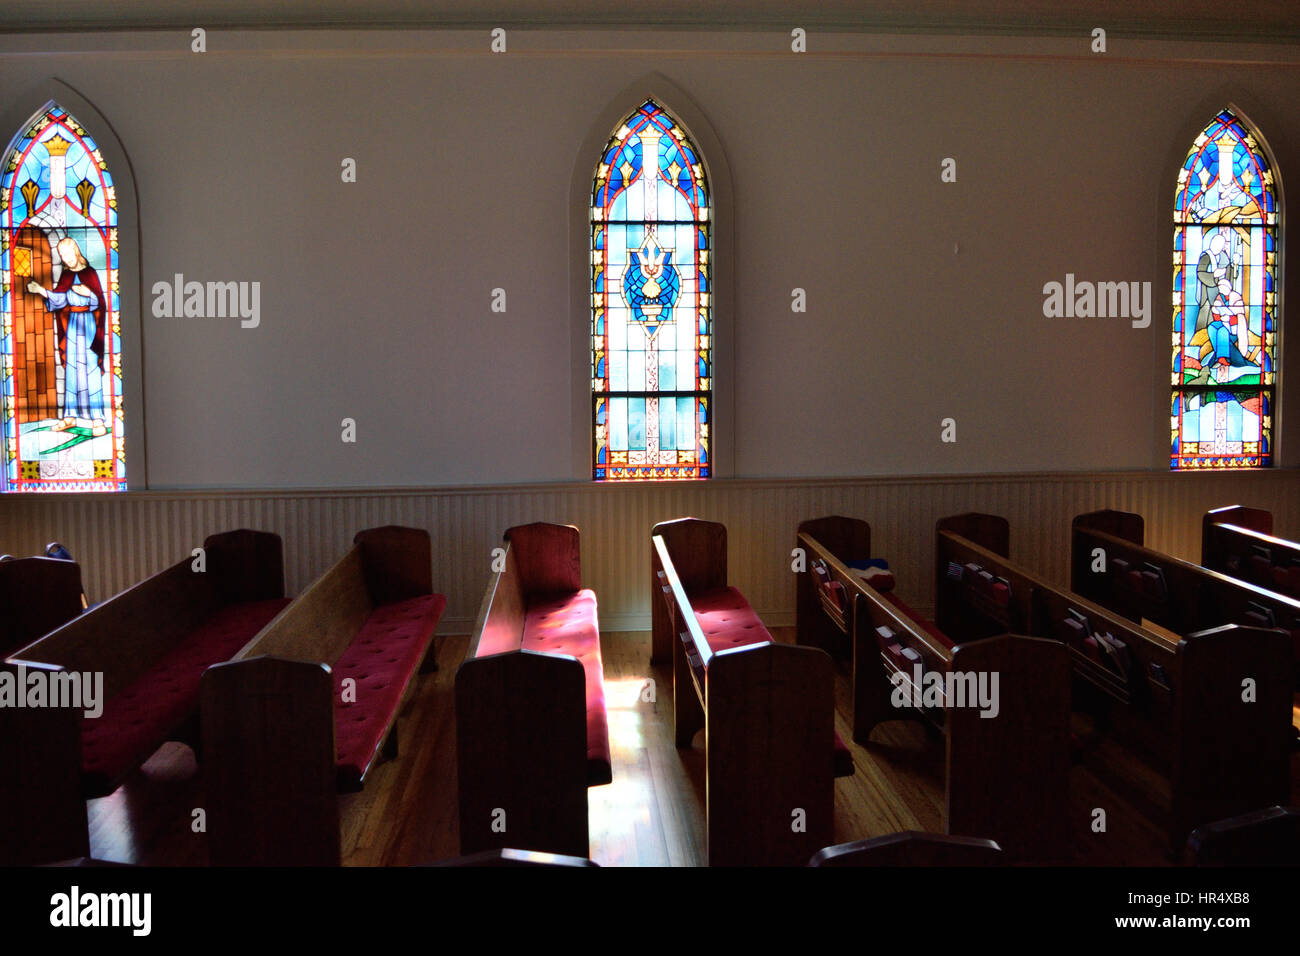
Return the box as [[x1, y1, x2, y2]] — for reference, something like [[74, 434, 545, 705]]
[[81, 597, 289, 795], [333, 592, 446, 790], [520, 589, 610, 785]]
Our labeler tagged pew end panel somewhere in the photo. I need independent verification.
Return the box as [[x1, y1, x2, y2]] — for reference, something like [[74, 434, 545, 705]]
[[706, 640, 836, 867], [1172, 624, 1294, 850], [0, 662, 89, 865], [795, 515, 870, 654], [946, 634, 1072, 863], [200, 655, 340, 866], [0, 556, 86, 659], [650, 517, 726, 665], [455, 649, 590, 858], [809, 831, 1002, 867]]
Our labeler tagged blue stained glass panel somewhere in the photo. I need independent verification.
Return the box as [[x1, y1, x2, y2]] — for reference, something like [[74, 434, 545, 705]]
[[591, 98, 711, 480]]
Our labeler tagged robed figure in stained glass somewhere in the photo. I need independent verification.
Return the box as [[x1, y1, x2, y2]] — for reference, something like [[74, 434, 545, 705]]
[[26, 236, 108, 431], [1192, 233, 1235, 334]]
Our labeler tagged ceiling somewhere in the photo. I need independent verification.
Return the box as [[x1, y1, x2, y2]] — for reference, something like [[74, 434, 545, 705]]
[[0, 0, 1297, 42]]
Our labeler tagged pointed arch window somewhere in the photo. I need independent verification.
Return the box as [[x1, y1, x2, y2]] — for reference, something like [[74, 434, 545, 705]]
[[591, 99, 711, 481], [1172, 108, 1279, 470], [1, 102, 123, 491]]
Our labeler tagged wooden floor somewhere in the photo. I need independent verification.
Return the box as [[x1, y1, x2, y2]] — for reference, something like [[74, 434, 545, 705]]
[[85, 627, 1300, 866]]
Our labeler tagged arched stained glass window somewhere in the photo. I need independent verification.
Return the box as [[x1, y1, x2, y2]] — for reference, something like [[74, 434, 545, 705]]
[[1172, 108, 1279, 470], [1, 103, 123, 491], [591, 99, 710, 481]]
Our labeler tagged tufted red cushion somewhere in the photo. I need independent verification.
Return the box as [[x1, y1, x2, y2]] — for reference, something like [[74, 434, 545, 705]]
[[521, 589, 611, 786], [332, 593, 445, 790], [882, 591, 956, 650], [80, 597, 290, 796], [689, 586, 853, 776], [688, 587, 773, 652]]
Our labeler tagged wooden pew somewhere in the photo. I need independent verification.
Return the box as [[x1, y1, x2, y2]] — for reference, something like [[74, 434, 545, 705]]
[[939, 512, 1294, 853], [201, 526, 444, 866], [0, 530, 288, 865], [795, 515, 872, 657], [1202, 506, 1300, 601], [809, 831, 1002, 867], [649, 515, 727, 666], [1185, 805, 1300, 866], [796, 515, 1070, 863], [654, 517, 849, 867], [1072, 509, 1300, 679], [0, 555, 85, 659], [456, 522, 610, 859]]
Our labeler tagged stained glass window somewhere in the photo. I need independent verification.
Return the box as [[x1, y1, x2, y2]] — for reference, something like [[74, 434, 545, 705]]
[[1, 104, 123, 492], [1171, 109, 1278, 470], [591, 99, 710, 481]]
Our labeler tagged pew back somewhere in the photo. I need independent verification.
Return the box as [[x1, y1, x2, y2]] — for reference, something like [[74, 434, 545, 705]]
[[1072, 509, 1300, 669], [9, 530, 282, 700], [1202, 506, 1300, 600], [650, 515, 726, 664], [233, 547, 371, 666]]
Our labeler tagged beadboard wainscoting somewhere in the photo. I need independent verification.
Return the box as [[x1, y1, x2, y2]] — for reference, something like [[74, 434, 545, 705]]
[[3, 469, 1297, 634]]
